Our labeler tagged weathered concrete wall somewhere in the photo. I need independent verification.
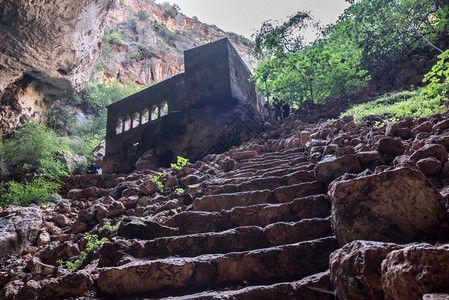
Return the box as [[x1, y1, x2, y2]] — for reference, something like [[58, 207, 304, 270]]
[[104, 38, 263, 173]]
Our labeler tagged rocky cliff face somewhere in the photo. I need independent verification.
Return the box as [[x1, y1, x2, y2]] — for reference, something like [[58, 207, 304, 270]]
[[0, 0, 254, 136], [94, 0, 255, 85], [0, 0, 113, 135]]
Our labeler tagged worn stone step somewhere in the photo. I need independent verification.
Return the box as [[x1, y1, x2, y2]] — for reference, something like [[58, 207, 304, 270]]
[[203, 170, 316, 195], [232, 156, 307, 173], [195, 180, 324, 212], [166, 195, 331, 234], [97, 237, 339, 297], [99, 218, 332, 267], [236, 148, 305, 164], [233, 153, 307, 171], [225, 162, 315, 180], [156, 271, 334, 300]]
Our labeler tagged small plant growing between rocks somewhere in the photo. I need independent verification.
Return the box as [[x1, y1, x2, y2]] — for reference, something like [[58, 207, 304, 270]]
[[57, 233, 108, 273], [98, 217, 124, 234], [171, 156, 189, 170], [149, 172, 164, 191], [174, 187, 184, 194], [140, 214, 153, 221]]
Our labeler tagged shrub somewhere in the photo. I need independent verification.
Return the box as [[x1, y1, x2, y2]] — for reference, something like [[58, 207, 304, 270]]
[[0, 122, 69, 176], [137, 9, 150, 22], [171, 156, 188, 170], [0, 177, 61, 208], [57, 233, 108, 272], [72, 161, 90, 175], [46, 106, 76, 135], [162, 3, 180, 19]]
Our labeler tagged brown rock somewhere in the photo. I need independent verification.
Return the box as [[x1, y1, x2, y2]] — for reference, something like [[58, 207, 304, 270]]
[[377, 138, 405, 157], [433, 119, 449, 131], [330, 240, 405, 300], [357, 151, 385, 167], [37, 271, 94, 299], [118, 217, 178, 240], [381, 244, 449, 300], [51, 214, 70, 227], [37, 231, 51, 247], [138, 180, 158, 195], [0, 206, 42, 258], [314, 155, 362, 184], [106, 201, 126, 218], [416, 157, 442, 177], [410, 144, 448, 164], [329, 167, 446, 245], [412, 121, 434, 134]]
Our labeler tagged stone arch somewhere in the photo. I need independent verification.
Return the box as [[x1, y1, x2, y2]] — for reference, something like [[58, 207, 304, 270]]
[[124, 116, 131, 131], [132, 112, 140, 128], [142, 108, 149, 124], [151, 105, 159, 121], [116, 118, 124, 135], [160, 101, 168, 117]]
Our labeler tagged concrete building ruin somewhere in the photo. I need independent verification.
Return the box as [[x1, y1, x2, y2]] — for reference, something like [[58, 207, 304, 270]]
[[103, 38, 263, 173]]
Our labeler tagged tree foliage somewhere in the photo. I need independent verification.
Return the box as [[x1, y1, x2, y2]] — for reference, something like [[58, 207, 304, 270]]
[[251, 0, 448, 107], [0, 122, 69, 176]]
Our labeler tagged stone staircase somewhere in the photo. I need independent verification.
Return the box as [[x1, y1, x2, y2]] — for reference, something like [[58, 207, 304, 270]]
[[95, 148, 338, 299]]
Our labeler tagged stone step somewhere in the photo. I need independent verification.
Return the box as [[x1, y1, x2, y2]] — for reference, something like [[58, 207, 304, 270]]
[[165, 195, 331, 234], [97, 237, 339, 297], [233, 153, 307, 171], [194, 180, 324, 211], [156, 271, 334, 300], [99, 218, 332, 267], [236, 147, 305, 164], [225, 162, 315, 180], [232, 156, 308, 173], [203, 170, 316, 195]]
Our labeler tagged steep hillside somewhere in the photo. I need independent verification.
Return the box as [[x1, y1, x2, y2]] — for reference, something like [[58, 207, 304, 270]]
[[93, 0, 255, 85]]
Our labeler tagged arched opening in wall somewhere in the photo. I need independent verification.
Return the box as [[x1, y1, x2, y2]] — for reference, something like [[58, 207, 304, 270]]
[[124, 116, 131, 131], [160, 101, 168, 117], [132, 112, 140, 128], [151, 105, 159, 121], [142, 109, 149, 124], [116, 118, 124, 134]]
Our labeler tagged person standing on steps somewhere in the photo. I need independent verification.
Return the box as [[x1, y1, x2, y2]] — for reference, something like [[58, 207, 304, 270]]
[[273, 97, 281, 122], [282, 101, 290, 120], [88, 162, 100, 174]]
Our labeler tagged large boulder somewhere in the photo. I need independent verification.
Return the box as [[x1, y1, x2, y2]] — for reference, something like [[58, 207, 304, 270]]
[[314, 155, 362, 184], [0, 206, 42, 258], [381, 244, 449, 300], [330, 240, 406, 300], [329, 167, 446, 245]]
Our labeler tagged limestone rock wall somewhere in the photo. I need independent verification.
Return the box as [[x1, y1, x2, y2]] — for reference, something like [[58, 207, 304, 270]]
[[0, 0, 113, 134]]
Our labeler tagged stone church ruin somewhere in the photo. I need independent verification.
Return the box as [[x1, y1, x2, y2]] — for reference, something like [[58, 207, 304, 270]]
[[104, 38, 263, 173]]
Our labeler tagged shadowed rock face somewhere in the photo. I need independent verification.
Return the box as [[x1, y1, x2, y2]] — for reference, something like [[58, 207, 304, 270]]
[[0, 0, 113, 96]]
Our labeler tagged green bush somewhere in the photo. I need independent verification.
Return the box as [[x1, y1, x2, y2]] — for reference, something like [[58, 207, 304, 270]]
[[57, 233, 108, 272], [162, 3, 180, 19], [0, 177, 61, 208], [0, 122, 69, 176], [137, 10, 150, 22], [46, 106, 76, 135], [340, 90, 447, 126]]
